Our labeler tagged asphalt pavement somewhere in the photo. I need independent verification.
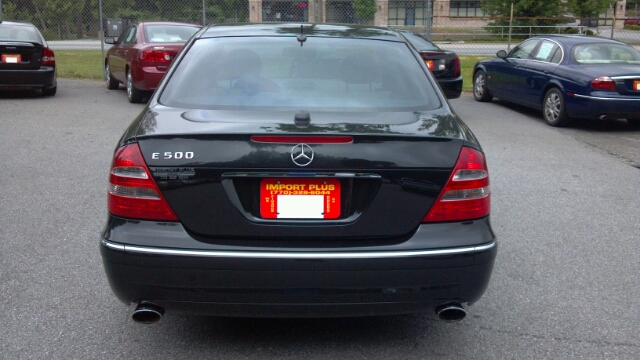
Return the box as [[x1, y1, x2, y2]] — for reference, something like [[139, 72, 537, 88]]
[[0, 80, 638, 359]]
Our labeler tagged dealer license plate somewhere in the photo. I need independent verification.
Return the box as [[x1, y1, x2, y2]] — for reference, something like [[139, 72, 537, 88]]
[[260, 178, 341, 219], [1, 54, 21, 64], [634, 80, 640, 91]]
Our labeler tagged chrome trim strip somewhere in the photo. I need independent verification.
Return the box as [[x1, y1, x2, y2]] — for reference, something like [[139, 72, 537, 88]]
[[101, 238, 125, 251], [101, 240, 496, 259], [611, 75, 640, 80], [573, 94, 640, 101], [222, 172, 381, 179]]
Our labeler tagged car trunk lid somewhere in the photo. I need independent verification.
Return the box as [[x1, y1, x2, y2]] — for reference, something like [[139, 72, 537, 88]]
[[419, 51, 460, 80], [133, 106, 469, 240], [0, 41, 43, 70], [573, 65, 640, 96]]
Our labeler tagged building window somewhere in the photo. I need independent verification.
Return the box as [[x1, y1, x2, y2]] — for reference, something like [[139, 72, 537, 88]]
[[388, 1, 428, 26], [263, 1, 308, 22], [450, 1, 484, 17]]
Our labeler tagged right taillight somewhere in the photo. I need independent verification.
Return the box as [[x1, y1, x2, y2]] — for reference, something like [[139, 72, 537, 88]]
[[41, 47, 55, 66], [453, 54, 461, 77], [108, 143, 178, 221], [141, 50, 172, 64], [590, 76, 616, 91], [422, 146, 490, 223]]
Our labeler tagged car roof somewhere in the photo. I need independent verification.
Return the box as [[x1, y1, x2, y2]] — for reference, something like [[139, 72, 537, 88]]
[[530, 35, 627, 46], [0, 20, 37, 27], [137, 21, 202, 27], [200, 23, 404, 42]]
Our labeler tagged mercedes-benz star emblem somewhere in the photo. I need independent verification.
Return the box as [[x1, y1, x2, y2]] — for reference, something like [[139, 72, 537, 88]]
[[291, 143, 314, 167]]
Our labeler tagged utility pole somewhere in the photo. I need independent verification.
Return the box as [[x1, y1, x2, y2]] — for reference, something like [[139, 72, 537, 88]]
[[99, 0, 105, 79]]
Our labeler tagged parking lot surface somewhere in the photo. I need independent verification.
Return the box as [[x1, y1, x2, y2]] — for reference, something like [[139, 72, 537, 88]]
[[1, 79, 638, 359]]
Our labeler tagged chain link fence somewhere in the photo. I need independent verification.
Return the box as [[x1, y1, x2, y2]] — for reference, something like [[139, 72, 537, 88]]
[[2, 0, 639, 65]]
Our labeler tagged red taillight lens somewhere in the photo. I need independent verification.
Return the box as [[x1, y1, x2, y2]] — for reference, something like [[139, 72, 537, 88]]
[[590, 76, 617, 91], [453, 55, 461, 77], [41, 47, 55, 66], [141, 50, 172, 63], [422, 147, 490, 223], [108, 144, 178, 221]]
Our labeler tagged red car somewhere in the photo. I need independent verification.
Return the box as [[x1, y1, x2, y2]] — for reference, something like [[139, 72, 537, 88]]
[[624, 17, 640, 26], [104, 22, 201, 103]]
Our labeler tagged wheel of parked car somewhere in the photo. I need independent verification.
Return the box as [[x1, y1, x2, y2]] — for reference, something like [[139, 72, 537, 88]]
[[126, 69, 144, 103], [105, 63, 119, 90], [543, 88, 570, 127], [473, 70, 492, 102]]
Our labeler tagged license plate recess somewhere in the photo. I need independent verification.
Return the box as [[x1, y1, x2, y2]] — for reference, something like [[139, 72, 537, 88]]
[[260, 178, 341, 219], [1, 54, 21, 64]]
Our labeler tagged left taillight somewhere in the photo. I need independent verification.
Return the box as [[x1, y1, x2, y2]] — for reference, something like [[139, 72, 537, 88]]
[[108, 143, 179, 221], [41, 47, 55, 66], [422, 146, 490, 223], [590, 76, 617, 91]]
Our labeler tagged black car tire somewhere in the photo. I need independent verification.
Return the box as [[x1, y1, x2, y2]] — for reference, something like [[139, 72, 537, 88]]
[[542, 88, 571, 127], [42, 86, 56, 96], [126, 69, 144, 103], [106, 63, 119, 90], [473, 70, 492, 102]]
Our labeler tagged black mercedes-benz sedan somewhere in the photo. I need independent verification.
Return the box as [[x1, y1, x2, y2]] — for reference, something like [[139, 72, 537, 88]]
[[100, 23, 496, 324], [0, 20, 57, 96]]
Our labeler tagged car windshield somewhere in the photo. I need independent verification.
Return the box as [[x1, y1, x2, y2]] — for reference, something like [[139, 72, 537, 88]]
[[0, 24, 41, 43], [401, 31, 440, 51], [144, 25, 200, 43], [572, 43, 640, 64], [160, 37, 440, 111]]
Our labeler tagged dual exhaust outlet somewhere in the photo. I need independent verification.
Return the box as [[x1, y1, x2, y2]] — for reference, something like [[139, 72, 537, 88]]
[[131, 302, 164, 324], [130, 302, 466, 324]]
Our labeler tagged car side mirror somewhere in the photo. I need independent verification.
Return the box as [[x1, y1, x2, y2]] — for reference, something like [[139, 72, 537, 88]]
[[105, 38, 115, 45], [497, 50, 507, 59]]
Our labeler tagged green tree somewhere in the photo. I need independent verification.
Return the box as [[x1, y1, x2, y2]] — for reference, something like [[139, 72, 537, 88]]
[[480, 0, 565, 36], [352, 0, 377, 24], [567, 0, 616, 23]]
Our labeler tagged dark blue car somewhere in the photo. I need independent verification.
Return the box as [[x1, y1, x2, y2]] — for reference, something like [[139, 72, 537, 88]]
[[472, 35, 640, 127]]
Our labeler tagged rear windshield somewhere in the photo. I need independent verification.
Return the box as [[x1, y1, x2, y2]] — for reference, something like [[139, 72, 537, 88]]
[[401, 31, 440, 51], [572, 43, 640, 64], [0, 24, 41, 43], [160, 37, 440, 111], [143, 25, 200, 43]]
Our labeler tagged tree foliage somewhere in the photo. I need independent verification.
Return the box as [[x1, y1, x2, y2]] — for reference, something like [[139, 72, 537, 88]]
[[567, 0, 616, 19], [1, 0, 248, 40], [480, 0, 565, 35], [352, 0, 377, 23]]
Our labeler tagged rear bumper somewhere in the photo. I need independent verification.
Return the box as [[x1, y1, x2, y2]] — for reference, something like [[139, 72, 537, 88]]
[[436, 76, 463, 99], [100, 216, 497, 317], [567, 94, 640, 120], [0, 67, 56, 88], [133, 66, 166, 91]]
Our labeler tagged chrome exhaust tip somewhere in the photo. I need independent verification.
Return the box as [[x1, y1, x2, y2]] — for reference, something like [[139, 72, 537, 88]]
[[131, 302, 164, 324], [435, 303, 467, 322], [598, 114, 608, 121]]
